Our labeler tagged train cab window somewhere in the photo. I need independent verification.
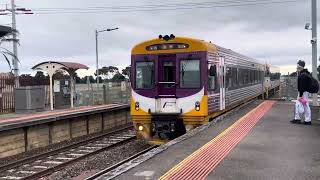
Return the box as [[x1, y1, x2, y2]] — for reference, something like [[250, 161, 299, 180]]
[[135, 62, 155, 89], [208, 64, 217, 90], [180, 60, 200, 88]]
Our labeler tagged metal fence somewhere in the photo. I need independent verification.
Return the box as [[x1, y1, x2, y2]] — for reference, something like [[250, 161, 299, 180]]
[[0, 76, 14, 113], [74, 82, 131, 106], [280, 76, 320, 101], [0, 77, 131, 114]]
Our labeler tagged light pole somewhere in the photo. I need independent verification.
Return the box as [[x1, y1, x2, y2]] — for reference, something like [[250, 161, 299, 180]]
[[95, 27, 119, 89], [305, 0, 318, 106]]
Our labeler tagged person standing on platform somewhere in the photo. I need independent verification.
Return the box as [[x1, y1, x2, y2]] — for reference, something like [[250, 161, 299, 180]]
[[291, 60, 312, 125]]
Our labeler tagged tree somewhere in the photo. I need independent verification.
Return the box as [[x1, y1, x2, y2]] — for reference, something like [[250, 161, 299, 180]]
[[99, 66, 119, 81], [0, 29, 19, 71], [111, 72, 125, 82], [35, 71, 46, 79], [81, 75, 96, 83], [122, 65, 131, 80], [53, 70, 69, 80], [74, 72, 82, 84], [33, 71, 49, 85]]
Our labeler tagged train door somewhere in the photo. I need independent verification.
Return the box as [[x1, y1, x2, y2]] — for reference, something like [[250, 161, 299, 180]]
[[156, 55, 178, 113], [219, 56, 226, 110], [158, 55, 176, 97]]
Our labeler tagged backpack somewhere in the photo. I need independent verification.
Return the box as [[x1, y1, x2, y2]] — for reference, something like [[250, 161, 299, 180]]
[[308, 75, 319, 93]]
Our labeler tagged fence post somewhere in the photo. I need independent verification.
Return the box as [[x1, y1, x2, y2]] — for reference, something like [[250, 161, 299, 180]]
[[103, 84, 107, 104], [119, 90, 123, 104], [107, 83, 111, 104], [91, 83, 94, 105]]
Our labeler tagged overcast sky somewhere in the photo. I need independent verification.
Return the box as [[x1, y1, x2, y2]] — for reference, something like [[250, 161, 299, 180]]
[[0, 0, 319, 76]]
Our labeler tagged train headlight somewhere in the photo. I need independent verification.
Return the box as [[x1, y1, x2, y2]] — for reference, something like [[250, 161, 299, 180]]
[[195, 101, 200, 111], [135, 102, 140, 111], [138, 125, 144, 131], [170, 123, 175, 132]]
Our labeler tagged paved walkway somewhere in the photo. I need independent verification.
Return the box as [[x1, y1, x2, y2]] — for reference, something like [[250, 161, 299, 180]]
[[109, 101, 320, 180]]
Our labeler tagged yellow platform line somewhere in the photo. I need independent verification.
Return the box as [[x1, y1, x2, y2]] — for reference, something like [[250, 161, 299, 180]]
[[158, 101, 268, 180]]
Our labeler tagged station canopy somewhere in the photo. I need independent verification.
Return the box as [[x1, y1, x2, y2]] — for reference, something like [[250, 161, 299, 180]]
[[32, 61, 89, 72], [32, 61, 89, 110]]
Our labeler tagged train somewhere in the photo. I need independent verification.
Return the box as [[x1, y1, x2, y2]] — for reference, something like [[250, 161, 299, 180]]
[[130, 35, 280, 144]]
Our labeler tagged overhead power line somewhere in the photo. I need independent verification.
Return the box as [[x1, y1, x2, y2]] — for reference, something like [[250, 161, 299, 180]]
[[28, 0, 303, 15], [31, 0, 296, 11]]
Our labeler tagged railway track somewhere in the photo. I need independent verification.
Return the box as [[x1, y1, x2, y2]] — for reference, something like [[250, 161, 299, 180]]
[[86, 145, 157, 180], [0, 126, 136, 180]]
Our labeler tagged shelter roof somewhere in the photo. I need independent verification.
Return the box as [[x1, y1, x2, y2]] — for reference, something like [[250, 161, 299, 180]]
[[32, 61, 89, 71]]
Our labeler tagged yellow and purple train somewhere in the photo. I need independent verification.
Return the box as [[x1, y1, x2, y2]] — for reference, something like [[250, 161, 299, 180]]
[[130, 35, 280, 144]]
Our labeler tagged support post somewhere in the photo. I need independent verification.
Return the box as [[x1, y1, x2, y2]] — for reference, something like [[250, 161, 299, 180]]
[[70, 73, 74, 108], [49, 75, 53, 110], [103, 84, 107, 104], [311, 0, 319, 106]]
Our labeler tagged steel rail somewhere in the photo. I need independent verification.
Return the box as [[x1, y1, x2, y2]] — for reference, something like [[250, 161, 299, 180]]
[[0, 124, 133, 175], [86, 145, 157, 180]]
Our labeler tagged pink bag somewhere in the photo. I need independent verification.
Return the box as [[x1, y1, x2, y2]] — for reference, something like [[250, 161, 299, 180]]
[[298, 97, 308, 105]]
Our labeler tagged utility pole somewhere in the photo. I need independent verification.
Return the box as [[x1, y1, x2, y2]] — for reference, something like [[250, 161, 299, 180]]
[[11, 0, 19, 87], [311, 0, 318, 106]]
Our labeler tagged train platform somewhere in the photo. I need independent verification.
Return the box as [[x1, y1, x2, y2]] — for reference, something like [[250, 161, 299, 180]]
[[0, 104, 127, 130], [99, 100, 320, 180]]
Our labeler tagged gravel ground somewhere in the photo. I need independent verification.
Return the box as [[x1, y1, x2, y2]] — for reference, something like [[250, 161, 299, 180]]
[[42, 140, 150, 180], [0, 125, 131, 167]]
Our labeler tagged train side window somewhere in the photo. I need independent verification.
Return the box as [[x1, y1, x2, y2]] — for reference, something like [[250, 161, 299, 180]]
[[208, 64, 216, 90], [243, 69, 249, 85], [249, 70, 254, 84], [238, 68, 243, 87], [259, 71, 262, 82], [261, 71, 264, 82], [231, 67, 238, 88], [226, 67, 232, 89]]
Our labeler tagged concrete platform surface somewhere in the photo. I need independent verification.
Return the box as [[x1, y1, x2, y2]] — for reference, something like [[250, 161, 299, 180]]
[[111, 101, 320, 180], [0, 104, 127, 128]]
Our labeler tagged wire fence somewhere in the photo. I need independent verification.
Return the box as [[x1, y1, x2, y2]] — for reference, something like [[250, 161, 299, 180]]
[[0, 76, 131, 114], [280, 76, 320, 102], [74, 82, 131, 106]]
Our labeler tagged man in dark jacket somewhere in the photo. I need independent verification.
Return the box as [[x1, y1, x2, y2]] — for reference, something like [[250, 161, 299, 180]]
[[291, 60, 312, 125]]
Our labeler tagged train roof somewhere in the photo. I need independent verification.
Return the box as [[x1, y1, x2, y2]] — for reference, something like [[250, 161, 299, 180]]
[[131, 36, 260, 63], [131, 36, 217, 55], [132, 36, 279, 71], [215, 45, 260, 64]]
